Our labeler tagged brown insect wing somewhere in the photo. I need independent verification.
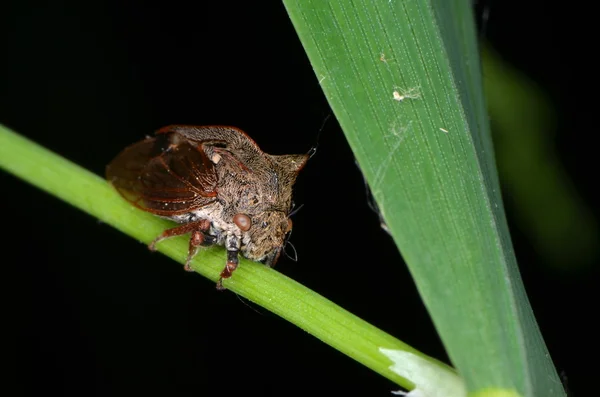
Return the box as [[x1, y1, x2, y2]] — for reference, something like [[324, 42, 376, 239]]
[[106, 133, 218, 215]]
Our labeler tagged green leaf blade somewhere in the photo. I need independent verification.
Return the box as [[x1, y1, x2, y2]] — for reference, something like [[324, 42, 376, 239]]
[[283, 1, 564, 396]]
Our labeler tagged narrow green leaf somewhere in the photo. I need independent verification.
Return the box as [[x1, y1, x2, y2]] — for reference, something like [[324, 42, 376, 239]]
[[282, 1, 565, 396]]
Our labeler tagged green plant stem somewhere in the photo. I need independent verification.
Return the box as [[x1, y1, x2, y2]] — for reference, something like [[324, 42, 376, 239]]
[[0, 124, 463, 394]]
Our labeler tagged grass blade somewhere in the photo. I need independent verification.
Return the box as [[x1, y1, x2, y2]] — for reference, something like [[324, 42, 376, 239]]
[[282, 1, 565, 396]]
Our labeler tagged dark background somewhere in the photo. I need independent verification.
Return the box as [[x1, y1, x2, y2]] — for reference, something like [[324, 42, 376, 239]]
[[1, 1, 597, 396]]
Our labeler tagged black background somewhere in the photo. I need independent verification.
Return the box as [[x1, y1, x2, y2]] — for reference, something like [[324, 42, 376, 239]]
[[1, 1, 597, 396]]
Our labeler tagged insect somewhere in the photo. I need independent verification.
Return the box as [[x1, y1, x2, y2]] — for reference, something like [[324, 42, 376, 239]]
[[106, 125, 308, 290]]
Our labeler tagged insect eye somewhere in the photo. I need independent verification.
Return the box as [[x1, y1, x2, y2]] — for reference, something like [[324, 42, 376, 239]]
[[286, 219, 293, 233], [261, 221, 268, 228], [233, 213, 252, 231]]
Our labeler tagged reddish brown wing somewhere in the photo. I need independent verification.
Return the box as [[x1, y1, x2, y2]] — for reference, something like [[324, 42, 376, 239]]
[[106, 133, 219, 215]]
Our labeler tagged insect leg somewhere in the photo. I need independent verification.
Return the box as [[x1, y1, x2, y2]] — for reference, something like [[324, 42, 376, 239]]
[[216, 234, 241, 290], [147, 219, 211, 271], [148, 219, 211, 250], [183, 229, 216, 272]]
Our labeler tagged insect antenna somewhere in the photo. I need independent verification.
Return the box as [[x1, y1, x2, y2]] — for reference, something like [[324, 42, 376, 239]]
[[308, 112, 332, 158], [234, 293, 265, 315], [283, 240, 299, 262], [288, 202, 305, 218], [281, 223, 299, 262]]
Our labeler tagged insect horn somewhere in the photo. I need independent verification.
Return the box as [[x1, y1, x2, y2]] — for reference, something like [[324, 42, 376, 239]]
[[269, 154, 309, 175]]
